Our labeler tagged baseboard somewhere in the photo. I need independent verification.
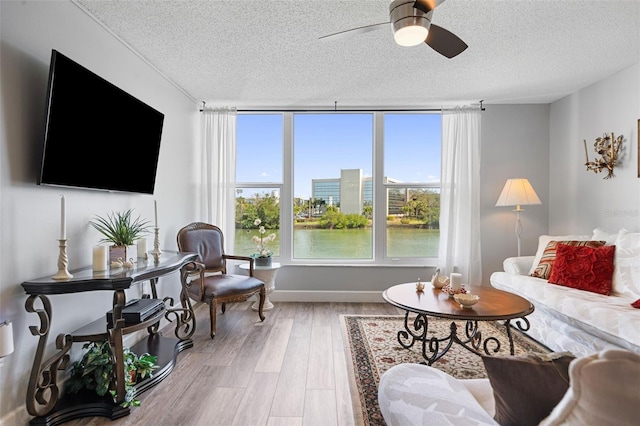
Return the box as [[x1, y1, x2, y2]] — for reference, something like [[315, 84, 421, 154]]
[[269, 290, 385, 303]]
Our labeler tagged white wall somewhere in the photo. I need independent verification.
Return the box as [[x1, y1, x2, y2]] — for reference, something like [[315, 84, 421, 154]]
[[549, 63, 640, 234], [480, 104, 551, 284], [479, 63, 640, 284], [0, 2, 199, 423]]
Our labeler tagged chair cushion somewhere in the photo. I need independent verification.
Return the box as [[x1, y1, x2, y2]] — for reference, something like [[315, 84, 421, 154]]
[[178, 224, 226, 270], [190, 274, 263, 300], [482, 352, 575, 426]]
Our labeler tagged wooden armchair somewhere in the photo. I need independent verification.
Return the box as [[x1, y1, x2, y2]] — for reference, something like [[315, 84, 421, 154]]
[[176, 222, 266, 338]]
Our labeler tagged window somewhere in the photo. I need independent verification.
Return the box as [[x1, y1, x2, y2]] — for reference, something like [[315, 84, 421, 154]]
[[236, 112, 441, 264], [383, 114, 441, 259], [294, 114, 373, 259], [235, 115, 282, 258]]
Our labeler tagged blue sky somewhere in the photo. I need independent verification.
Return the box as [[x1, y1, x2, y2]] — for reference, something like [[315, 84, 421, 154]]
[[236, 113, 441, 199]]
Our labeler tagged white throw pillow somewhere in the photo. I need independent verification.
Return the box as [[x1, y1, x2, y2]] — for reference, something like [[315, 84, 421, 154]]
[[528, 234, 591, 276], [612, 231, 640, 299], [539, 349, 640, 426], [591, 227, 627, 245], [504, 256, 535, 275]]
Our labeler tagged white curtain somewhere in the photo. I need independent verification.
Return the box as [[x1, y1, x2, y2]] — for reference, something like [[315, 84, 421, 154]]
[[438, 106, 482, 285], [200, 107, 237, 252]]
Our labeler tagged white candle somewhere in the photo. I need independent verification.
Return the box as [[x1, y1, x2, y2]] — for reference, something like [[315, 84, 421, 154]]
[[137, 238, 147, 258], [583, 140, 589, 163], [450, 273, 462, 290], [92, 245, 108, 271], [0, 321, 14, 357], [154, 200, 158, 228], [60, 195, 66, 240]]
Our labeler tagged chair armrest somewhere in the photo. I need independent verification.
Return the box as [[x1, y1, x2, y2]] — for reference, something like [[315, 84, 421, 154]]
[[503, 256, 535, 275], [180, 261, 206, 299], [223, 254, 256, 276], [224, 254, 254, 262]]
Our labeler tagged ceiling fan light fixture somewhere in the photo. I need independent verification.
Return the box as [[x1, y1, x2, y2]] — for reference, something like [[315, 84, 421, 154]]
[[393, 22, 429, 46], [390, 0, 432, 47], [320, 0, 467, 58]]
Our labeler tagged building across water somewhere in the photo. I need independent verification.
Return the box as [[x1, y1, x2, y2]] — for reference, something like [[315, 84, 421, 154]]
[[311, 169, 405, 215]]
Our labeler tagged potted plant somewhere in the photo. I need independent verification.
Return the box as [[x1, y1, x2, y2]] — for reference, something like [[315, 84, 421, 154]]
[[90, 209, 150, 263], [250, 218, 276, 266], [65, 340, 158, 408]]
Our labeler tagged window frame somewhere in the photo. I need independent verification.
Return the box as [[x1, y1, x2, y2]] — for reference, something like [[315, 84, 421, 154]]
[[235, 111, 440, 266]]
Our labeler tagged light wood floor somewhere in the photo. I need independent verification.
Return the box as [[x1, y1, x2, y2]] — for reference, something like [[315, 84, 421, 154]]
[[66, 301, 402, 426]]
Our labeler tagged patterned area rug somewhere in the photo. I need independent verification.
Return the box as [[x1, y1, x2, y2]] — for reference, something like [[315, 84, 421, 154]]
[[341, 314, 548, 426]]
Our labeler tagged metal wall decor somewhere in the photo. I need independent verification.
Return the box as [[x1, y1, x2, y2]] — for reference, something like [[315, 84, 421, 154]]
[[583, 132, 623, 179]]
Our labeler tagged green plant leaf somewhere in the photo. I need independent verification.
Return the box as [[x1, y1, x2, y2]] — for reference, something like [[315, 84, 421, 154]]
[[90, 209, 150, 246], [65, 340, 159, 408]]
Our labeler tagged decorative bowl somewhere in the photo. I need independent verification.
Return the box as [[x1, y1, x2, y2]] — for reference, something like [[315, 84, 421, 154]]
[[432, 276, 450, 289], [453, 293, 480, 309], [442, 285, 467, 297]]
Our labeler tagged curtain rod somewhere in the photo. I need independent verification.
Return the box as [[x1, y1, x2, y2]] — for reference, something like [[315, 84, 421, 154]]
[[200, 100, 485, 112]]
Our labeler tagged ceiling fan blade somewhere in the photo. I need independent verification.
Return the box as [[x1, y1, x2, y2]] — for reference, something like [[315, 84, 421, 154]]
[[425, 24, 467, 58], [413, 0, 447, 14], [319, 22, 389, 41]]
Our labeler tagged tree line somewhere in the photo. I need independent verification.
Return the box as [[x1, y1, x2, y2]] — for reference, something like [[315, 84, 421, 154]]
[[236, 189, 440, 230]]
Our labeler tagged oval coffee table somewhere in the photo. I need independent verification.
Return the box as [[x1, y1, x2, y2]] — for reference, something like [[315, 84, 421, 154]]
[[382, 282, 535, 365]]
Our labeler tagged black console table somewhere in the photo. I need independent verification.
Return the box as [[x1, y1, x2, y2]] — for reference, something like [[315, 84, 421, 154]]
[[21, 250, 198, 426]]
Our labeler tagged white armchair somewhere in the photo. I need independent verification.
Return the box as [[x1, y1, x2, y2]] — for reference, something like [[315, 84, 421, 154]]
[[378, 363, 498, 425], [378, 349, 640, 426]]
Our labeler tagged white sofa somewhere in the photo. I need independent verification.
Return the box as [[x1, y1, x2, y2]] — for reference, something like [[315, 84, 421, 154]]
[[489, 228, 640, 357]]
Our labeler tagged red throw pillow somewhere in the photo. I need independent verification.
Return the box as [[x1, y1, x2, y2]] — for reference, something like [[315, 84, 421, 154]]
[[530, 240, 605, 280], [548, 243, 615, 295]]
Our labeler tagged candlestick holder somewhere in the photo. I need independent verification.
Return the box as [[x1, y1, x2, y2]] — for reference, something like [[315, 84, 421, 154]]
[[151, 227, 162, 263], [52, 239, 73, 280], [584, 132, 623, 179]]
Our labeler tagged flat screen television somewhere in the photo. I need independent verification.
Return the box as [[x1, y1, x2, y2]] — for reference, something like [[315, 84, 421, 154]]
[[38, 50, 164, 194]]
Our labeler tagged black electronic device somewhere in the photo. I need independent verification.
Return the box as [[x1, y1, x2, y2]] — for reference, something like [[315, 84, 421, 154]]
[[106, 298, 164, 325], [38, 49, 164, 194]]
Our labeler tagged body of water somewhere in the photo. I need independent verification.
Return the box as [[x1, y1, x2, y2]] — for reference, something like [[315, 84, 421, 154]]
[[235, 228, 439, 259]]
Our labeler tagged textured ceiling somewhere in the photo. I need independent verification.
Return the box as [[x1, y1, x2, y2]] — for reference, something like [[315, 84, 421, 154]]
[[75, 0, 640, 109]]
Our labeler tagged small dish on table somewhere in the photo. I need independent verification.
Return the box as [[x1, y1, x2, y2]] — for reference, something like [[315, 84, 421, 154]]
[[453, 293, 480, 309]]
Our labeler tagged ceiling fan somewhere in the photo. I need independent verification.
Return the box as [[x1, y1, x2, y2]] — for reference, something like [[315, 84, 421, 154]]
[[319, 0, 467, 59]]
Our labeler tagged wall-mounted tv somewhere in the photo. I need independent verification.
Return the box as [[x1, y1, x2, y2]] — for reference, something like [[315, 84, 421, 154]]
[[38, 50, 164, 194]]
